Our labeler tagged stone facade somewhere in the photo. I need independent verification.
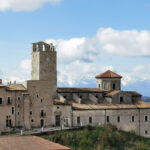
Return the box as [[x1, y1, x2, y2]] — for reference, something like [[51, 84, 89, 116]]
[[0, 41, 150, 138]]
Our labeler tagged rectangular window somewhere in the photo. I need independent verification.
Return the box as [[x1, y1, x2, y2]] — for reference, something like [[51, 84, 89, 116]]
[[77, 116, 80, 124], [107, 116, 109, 123], [145, 116, 148, 122], [30, 111, 32, 115], [132, 116, 135, 122], [7, 97, 11, 104], [12, 107, 14, 114], [145, 130, 148, 135], [0, 97, 3, 104], [120, 96, 124, 103], [89, 117, 92, 123], [117, 116, 120, 123], [18, 97, 20, 101]]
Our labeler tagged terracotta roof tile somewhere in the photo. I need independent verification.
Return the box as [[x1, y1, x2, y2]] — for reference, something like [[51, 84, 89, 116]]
[[0, 136, 70, 150], [96, 70, 122, 79]]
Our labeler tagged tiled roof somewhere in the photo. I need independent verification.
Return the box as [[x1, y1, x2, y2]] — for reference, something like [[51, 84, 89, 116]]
[[96, 70, 122, 79], [105, 90, 142, 97], [7, 84, 27, 91], [57, 88, 108, 93], [0, 136, 70, 150], [72, 101, 150, 110]]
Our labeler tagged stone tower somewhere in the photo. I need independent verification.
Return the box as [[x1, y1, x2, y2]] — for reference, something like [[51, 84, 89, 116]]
[[96, 70, 122, 90], [31, 41, 57, 84]]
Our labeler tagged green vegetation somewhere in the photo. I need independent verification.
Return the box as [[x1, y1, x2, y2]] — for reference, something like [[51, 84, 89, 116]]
[[39, 125, 150, 150]]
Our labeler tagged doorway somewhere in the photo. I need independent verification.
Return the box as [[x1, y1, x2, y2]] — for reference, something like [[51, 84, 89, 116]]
[[56, 115, 61, 126]]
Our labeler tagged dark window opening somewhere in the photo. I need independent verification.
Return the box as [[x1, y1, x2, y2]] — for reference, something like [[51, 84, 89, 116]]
[[80, 96, 82, 98], [7, 97, 11, 104], [145, 116, 148, 122], [113, 84, 116, 90], [107, 116, 109, 123], [36, 94, 39, 98], [40, 110, 45, 117], [77, 116, 80, 124], [6, 119, 12, 127], [18, 104, 20, 108], [18, 112, 19, 115], [117, 116, 120, 123], [41, 119, 44, 127], [95, 95, 98, 98], [18, 97, 20, 101], [120, 96, 124, 103], [31, 119, 34, 122], [12, 107, 14, 115], [30, 111, 32, 115], [63, 96, 67, 99], [89, 117, 92, 123], [132, 116, 135, 122], [145, 130, 148, 134], [0, 98, 2, 104], [57, 107, 60, 109], [41, 99, 43, 103]]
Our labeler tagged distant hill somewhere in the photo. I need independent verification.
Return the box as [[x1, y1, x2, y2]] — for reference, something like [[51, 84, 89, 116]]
[[142, 96, 150, 102], [40, 125, 150, 150]]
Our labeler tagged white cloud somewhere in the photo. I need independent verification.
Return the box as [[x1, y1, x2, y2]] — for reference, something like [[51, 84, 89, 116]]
[[0, 0, 62, 11], [3, 28, 150, 87]]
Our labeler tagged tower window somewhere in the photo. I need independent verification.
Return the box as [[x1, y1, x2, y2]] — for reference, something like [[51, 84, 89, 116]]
[[120, 96, 124, 103], [98, 84, 100, 88], [89, 117, 92, 123], [113, 84, 116, 90]]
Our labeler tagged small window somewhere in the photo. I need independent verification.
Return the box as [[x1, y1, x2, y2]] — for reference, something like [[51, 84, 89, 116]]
[[89, 117, 92, 123], [145, 130, 148, 135], [98, 84, 100, 88], [31, 119, 34, 122], [145, 116, 148, 122], [77, 116, 80, 124], [117, 116, 120, 123], [63, 96, 67, 99], [30, 111, 32, 115], [36, 94, 39, 98], [132, 116, 135, 122], [0, 97, 3, 104], [7, 97, 11, 104], [95, 95, 98, 98], [57, 106, 60, 109], [18, 97, 20, 101], [41, 110, 44, 117], [18, 104, 20, 108], [107, 116, 109, 123], [18, 112, 19, 115], [113, 84, 116, 90], [41, 99, 43, 103], [120, 96, 124, 103], [80, 96, 82, 98], [12, 107, 14, 114]]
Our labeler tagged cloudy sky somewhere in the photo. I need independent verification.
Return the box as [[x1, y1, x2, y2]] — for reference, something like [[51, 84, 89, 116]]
[[0, 0, 150, 96]]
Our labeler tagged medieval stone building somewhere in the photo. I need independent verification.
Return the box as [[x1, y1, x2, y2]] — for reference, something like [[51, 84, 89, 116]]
[[0, 41, 150, 137]]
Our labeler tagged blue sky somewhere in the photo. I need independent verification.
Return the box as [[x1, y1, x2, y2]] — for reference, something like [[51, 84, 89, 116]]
[[0, 0, 150, 96]]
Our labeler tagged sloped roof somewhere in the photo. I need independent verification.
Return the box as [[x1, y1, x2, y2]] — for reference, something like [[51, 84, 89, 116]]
[[0, 136, 70, 150], [7, 84, 27, 91], [96, 70, 122, 79], [105, 90, 142, 97], [71, 101, 150, 110], [57, 88, 108, 93]]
